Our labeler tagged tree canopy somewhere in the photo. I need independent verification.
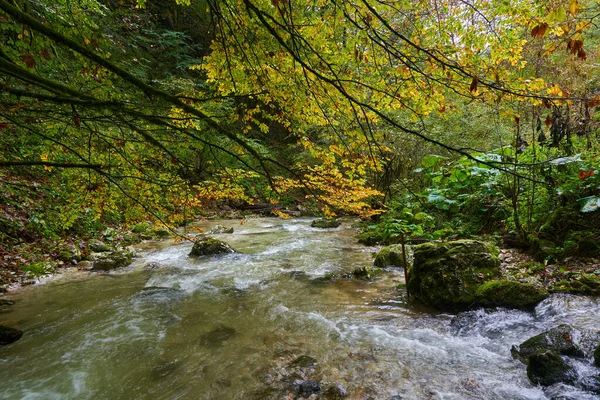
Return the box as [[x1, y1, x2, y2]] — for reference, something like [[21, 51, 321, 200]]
[[1, 0, 599, 234]]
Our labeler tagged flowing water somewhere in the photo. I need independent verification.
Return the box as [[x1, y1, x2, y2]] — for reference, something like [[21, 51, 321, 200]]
[[1, 218, 599, 399]]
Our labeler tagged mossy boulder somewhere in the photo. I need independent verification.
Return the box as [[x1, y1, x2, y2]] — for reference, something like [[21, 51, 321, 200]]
[[89, 239, 110, 252], [151, 228, 172, 238], [527, 350, 576, 386], [512, 325, 585, 364], [349, 266, 383, 280], [475, 280, 548, 309], [310, 218, 341, 229], [57, 244, 82, 262], [406, 240, 501, 311], [549, 276, 600, 296], [373, 244, 407, 268], [189, 237, 235, 256], [209, 225, 234, 234], [91, 249, 133, 271], [0, 325, 23, 345]]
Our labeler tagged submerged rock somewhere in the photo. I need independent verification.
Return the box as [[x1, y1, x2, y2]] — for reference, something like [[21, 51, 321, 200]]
[[407, 240, 501, 311], [512, 324, 585, 364], [475, 280, 548, 309], [527, 350, 576, 386], [209, 225, 234, 234], [91, 249, 133, 270], [197, 326, 236, 347], [310, 218, 341, 229], [0, 325, 23, 345], [189, 237, 235, 256], [595, 343, 600, 367]]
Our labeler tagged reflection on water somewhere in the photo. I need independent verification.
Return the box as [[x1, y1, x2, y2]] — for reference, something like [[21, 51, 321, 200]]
[[0, 218, 599, 399]]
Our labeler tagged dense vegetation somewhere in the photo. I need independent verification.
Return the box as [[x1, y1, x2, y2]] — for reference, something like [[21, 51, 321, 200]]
[[1, 0, 600, 284]]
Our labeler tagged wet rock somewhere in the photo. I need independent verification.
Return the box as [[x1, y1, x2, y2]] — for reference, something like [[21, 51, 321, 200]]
[[152, 228, 172, 238], [321, 383, 348, 399], [512, 324, 585, 363], [150, 360, 182, 380], [527, 350, 576, 386], [289, 355, 317, 369], [197, 326, 236, 347], [209, 225, 234, 234], [407, 240, 501, 311], [77, 260, 93, 270], [310, 218, 340, 229], [474, 280, 548, 309], [91, 249, 133, 271], [0, 325, 23, 345], [0, 299, 15, 307], [349, 266, 383, 280], [595, 343, 600, 367], [89, 239, 109, 252], [189, 237, 235, 256], [373, 244, 405, 268], [294, 380, 320, 397]]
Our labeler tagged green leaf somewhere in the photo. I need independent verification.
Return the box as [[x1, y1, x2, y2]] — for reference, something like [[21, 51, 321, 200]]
[[422, 155, 447, 168]]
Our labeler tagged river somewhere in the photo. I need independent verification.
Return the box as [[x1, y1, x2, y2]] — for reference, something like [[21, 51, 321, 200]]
[[1, 218, 599, 399]]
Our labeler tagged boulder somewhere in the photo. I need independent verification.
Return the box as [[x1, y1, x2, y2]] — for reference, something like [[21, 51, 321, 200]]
[[89, 239, 110, 252], [310, 218, 341, 229], [527, 350, 576, 386], [474, 280, 548, 309], [406, 240, 501, 311], [512, 324, 585, 364], [151, 228, 172, 238], [189, 237, 235, 256], [91, 249, 133, 270], [57, 244, 82, 262], [373, 244, 404, 268], [209, 225, 234, 234], [0, 325, 23, 345], [595, 343, 600, 367]]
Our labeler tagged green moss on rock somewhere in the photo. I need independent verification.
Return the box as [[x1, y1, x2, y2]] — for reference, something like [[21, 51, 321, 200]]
[[406, 240, 501, 312], [189, 237, 235, 256], [91, 249, 133, 270], [513, 324, 584, 364], [527, 350, 576, 386], [349, 266, 383, 280], [310, 219, 341, 229], [475, 280, 548, 309], [373, 244, 405, 268]]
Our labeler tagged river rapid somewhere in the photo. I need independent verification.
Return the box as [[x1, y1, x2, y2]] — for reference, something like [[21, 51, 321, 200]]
[[1, 218, 599, 399]]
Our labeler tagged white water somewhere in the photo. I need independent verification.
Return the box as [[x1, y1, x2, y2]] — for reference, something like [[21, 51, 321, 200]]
[[0, 218, 599, 399]]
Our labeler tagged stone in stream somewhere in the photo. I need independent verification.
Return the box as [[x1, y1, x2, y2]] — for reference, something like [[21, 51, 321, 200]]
[[595, 343, 600, 367], [310, 218, 341, 229], [88, 239, 110, 252], [406, 240, 501, 311], [373, 244, 408, 268], [512, 324, 585, 364], [90, 249, 133, 270], [526, 350, 577, 386], [209, 224, 234, 234], [474, 280, 548, 309], [197, 326, 236, 347], [189, 237, 235, 256], [0, 325, 23, 345], [150, 360, 182, 381]]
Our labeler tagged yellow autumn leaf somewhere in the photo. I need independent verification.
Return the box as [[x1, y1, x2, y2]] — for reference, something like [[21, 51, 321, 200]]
[[569, 0, 579, 15]]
